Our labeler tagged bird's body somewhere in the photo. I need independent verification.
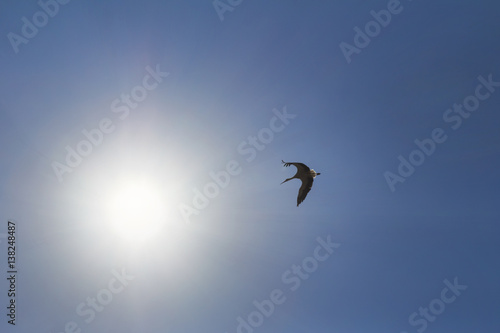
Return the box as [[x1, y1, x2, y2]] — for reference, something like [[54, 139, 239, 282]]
[[281, 160, 320, 206]]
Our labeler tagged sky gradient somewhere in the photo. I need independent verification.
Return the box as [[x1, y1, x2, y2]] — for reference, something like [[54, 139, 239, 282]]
[[1, 1, 499, 332]]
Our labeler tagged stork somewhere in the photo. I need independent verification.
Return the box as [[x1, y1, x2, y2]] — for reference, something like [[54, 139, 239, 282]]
[[281, 160, 321, 206]]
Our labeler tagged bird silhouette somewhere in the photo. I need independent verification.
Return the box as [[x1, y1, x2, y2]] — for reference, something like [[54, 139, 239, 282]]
[[281, 160, 321, 206]]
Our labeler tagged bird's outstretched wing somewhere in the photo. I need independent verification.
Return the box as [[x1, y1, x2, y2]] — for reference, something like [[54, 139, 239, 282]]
[[282, 160, 310, 173], [297, 177, 314, 206]]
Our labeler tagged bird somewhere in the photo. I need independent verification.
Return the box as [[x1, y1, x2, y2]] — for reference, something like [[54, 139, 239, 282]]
[[281, 160, 321, 206]]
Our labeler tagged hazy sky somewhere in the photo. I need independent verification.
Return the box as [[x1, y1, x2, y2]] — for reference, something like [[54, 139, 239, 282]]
[[1, 1, 499, 332]]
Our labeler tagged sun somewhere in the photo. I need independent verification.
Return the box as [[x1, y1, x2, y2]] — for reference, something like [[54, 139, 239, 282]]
[[104, 178, 169, 242]]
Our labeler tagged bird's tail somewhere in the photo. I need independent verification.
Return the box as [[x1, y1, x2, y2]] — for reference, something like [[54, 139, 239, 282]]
[[281, 178, 292, 184]]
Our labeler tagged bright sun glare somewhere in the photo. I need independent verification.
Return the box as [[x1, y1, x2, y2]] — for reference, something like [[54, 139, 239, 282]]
[[104, 179, 169, 242]]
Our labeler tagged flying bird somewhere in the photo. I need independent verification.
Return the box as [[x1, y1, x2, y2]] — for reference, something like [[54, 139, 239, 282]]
[[281, 160, 321, 206]]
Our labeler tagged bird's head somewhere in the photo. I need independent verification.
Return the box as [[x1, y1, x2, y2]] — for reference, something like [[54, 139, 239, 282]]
[[310, 169, 320, 178]]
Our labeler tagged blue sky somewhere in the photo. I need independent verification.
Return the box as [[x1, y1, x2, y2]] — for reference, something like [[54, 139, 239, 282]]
[[1, 1, 499, 332]]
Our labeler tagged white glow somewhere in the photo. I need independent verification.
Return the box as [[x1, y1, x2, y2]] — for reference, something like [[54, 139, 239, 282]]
[[105, 179, 168, 242]]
